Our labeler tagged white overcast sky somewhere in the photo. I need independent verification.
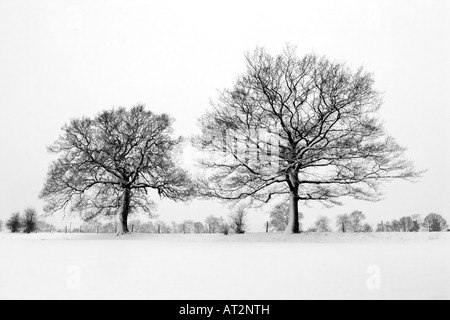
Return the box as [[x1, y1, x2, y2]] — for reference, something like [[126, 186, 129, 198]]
[[0, 0, 449, 230]]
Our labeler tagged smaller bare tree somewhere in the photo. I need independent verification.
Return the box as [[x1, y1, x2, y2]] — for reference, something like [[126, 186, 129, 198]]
[[156, 221, 172, 234], [411, 214, 424, 232], [40, 105, 194, 236], [410, 221, 420, 232], [269, 202, 304, 232], [349, 211, 366, 233], [398, 216, 414, 232], [362, 223, 374, 233], [6, 213, 22, 233], [205, 215, 222, 233], [0, 220, 3, 232], [22, 208, 39, 234], [336, 214, 352, 233], [220, 220, 230, 235], [424, 213, 448, 232], [229, 206, 248, 234], [183, 220, 196, 234], [193, 222, 206, 234], [313, 216, 332, 233]]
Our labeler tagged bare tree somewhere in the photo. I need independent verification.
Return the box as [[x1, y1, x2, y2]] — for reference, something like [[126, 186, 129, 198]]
[[336, 214, 351, 233], [156, 221, 172, 234], [171, 221, 179, 233], [0, 220, 3, 232], [349, 211, 366, 233], [218, 217, 230, 235], [6, 212, 22, 233], [22, 208, 38, 234], [410, 220, 420, 232], [269, 201, 304, 232], [40, 105, 194, 235], [193, 222, 206, 234], [362, 223, 374, 233], [229, 206, 248, 234], [313, 216, 332, 233], [197, 46, 421, 234], [398, 216, 414, 232], [391, 220, 402, 232], [175, 220, 195, 234], [385, 222, 396, 232], [220, 220, 230, 235], [376, 222, 385, 232], [205, 215, 222, 233], [411, 214, 424, 232], [424, 213, 448, 232]]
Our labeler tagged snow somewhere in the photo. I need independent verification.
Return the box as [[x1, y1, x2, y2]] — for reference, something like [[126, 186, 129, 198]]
[[0, 232, 449, 300]]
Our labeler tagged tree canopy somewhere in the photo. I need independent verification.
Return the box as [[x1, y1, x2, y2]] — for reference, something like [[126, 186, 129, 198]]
[[40, 105, 194, 234], [198, 46, 421, 233]]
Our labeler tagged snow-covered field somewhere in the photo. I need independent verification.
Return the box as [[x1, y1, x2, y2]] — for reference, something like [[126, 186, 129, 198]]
[[0, 232, 449, 300]]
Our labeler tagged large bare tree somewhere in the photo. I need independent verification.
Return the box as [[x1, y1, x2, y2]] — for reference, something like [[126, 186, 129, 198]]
[[40, 105, 193, 234], [198, 46, 421, 234]]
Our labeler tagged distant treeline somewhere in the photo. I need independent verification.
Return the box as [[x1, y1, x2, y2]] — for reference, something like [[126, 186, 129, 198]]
[[2, 206, 449, 234], [308, 212, 449, 233]]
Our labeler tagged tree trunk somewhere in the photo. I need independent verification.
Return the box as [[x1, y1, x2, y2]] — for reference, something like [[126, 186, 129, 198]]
[[117, 188, 131, 235], [285, 191, 300, 234]]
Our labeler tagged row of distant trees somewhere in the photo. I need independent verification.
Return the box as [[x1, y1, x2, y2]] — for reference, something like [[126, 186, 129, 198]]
[[267, 204, 449, 233], [0, 206, 248, 235], [296, 212, 448, 233], [375, 213, 449, 233], [269, 207, 377, 233], [76, 209, 450, 234], [2, 205, 448, 234], [79, 206, 248, 235]]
